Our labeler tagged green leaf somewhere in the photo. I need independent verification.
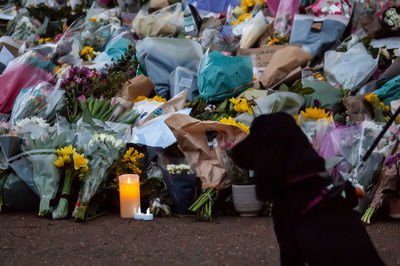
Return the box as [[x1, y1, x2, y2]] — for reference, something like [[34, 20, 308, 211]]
[[279, 83, 290, 92], [299, 87, 315, 95]]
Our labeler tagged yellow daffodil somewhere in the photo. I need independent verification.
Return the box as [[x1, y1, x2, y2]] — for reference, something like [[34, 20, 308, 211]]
[[54, 157, 65, 168], [56, 145, 76, 157], [73, 152, 88, 170], [219, 117, 250, 134], [63, 155, 71, 164], [300, 107, 332, 121], [80, 165, 89, 173], [365, 93, 378, 103]]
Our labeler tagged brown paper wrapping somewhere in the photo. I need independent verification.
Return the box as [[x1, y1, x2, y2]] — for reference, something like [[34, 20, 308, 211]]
[[150, 0, 169, 9], [259, 46, 312, 88], [164, 114, 248, 189], [342, 95, 373, 123], [119, 75, 155, 101], [370, 144, 399, 209]]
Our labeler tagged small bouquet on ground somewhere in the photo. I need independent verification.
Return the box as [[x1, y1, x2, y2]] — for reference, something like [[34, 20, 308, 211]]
[[53, 146, 89, 219], [8, 125, 68, 217], [163, 164, 197, 215], [73, 134, 125, 222], [80, 46, 97, 61]]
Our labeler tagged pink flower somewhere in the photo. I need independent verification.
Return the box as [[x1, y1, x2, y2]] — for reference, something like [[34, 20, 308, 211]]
[[77, 95, 87, 102], [99, 95, 104, 101]]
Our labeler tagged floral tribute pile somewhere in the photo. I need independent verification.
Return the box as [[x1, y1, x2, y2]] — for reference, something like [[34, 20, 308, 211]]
[[0, 0, 400, 223]]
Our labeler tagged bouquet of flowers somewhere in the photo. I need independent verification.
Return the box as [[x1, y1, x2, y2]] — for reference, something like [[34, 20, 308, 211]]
[[53, 146, 89, 219], [383, 6, 400, 32], [73, 133, 125, 221], [8, 123, 68, 217]]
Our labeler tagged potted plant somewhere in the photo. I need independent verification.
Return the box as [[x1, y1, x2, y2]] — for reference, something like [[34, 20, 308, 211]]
[[383, 153, 400, 219], [221, 140, 264, 217]]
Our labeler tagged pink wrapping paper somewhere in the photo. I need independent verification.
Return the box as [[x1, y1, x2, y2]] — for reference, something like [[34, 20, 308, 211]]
[[0, 64, 54, 114]]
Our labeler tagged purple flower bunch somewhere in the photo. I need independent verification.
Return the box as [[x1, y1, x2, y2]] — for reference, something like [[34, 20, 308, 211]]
[[385, 153, 400, 169], [60, 66, 94, 91]]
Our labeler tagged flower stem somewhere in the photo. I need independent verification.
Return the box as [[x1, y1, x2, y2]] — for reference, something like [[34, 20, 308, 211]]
[[53, 169, 74, 219]]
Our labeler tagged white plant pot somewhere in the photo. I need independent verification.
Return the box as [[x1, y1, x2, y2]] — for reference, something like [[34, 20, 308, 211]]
[[232, 184, 264, 217]]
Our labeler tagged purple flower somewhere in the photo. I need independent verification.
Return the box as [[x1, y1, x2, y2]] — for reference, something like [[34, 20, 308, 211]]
[[385, 155, 399, 169], [99, 95, 104, 101], [77, 95, 87, 102]]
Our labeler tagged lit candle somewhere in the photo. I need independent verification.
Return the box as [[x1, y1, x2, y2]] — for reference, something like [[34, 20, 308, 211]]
[[119, 174, 140, 218]]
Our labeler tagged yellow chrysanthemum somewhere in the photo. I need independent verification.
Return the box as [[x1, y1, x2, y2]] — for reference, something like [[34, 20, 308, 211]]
[[300, 107, 332, 121], [54, 157, 65, 168], [134, 95, 167, 103], [73, 152, 88, 170], [219, 117, 250, 134], [230, 97, 253, 114]]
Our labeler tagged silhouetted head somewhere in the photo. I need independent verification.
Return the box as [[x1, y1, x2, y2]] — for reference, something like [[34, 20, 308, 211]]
[[232, 112, 326, 201]]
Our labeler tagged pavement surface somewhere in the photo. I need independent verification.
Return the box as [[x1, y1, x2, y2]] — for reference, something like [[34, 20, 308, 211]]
[[0, 211, 399, 266]]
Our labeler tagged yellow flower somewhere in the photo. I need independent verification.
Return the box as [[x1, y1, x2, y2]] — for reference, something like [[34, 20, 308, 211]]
[[134, 95, 167, 103], [54, 157, 65, 168], [300, 107, 332, 121], [293, 115, 299, 124], [230, 97, 253, 114], [80, 165, 89, 173], [90, 17, 97, 23], [315, 73, 326, 81], [80, 46, 96, 61], [267, 37, 280, 46], [63, 155, 71, 164], [73, 152, 88, 170], [45, 37, 51, 42], [365, 93, 378, 103], [232, 13, 252, 25], [56, 145, 76, 157], [219, 117, 250, 134]]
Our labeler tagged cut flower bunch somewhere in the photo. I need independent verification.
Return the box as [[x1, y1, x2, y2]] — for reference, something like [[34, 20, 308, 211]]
[[53, 146, 88, 219]]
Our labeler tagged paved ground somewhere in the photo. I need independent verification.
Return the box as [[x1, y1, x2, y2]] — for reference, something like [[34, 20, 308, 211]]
[[0, 211, 399, 266]]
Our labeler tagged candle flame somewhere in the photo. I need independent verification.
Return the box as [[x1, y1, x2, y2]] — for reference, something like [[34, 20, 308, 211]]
[[128, 178, 131, 184]]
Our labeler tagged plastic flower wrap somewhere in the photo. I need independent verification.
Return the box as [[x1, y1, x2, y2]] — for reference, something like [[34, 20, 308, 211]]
[[319, 121, 398, 189], [73, 133, 125, 221], [10, 82, 64, 126], [53, 146, 88, 219], [7, 123, 70, 217]]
